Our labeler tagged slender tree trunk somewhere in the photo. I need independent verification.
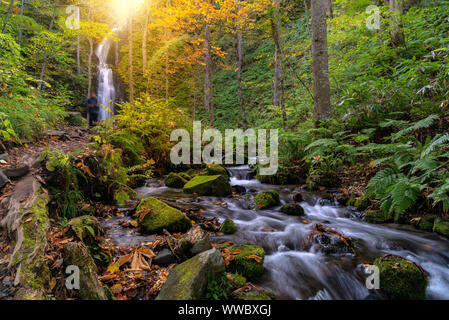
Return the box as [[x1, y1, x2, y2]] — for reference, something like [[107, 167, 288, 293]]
[[39, 2, 57, 90], [2, 0, 14, 33], [204, 23, 213, 125], [311, 0, 331, 124], [236, 2, 247, 130], [165, 0, 170, 100], [87, 37, 93, 96], [76, 35, 81, 75], [128, 16, 135, 103], [142, 3, 150, 75], [18, 0, 24, 46], [328, 0, 334, 18], [303, 0, 311, 35], [389, 0, 404, 47], [271, 0, 286, 128]]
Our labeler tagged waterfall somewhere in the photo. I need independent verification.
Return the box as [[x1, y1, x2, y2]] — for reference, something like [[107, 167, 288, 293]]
[[95, 32, 117, 121]]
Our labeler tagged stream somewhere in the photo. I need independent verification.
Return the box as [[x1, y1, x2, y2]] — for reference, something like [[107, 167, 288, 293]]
[[103, 166, 449, 300]]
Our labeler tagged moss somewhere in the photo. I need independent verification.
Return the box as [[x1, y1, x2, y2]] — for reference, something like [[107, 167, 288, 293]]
[[186, 169, 199, 177], [280, 203, 305, 216], [226, 273, 247, 290], [178, 172, 191, 181], [67, 215, 103, 245], [64, 242, 108, 300], [374, 255, 428, 300], [203, 164, 229, 179], [228, 245, 265, 280], [254, 190, 280, 209], [165, 172, 188, 188], [234, 290, 275, 300], [433, 217, 449, 237], [137, 197, 191, 234], [419, 216, 436, 231], [355, 193, 371, 211], [364, 210, 394, 224], [220, 219, 236, 234], [13, 191, 51, 299], [183, 175, 232, 196]]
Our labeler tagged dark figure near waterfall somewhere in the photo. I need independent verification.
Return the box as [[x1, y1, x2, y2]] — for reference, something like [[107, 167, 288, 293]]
[[87, 93, 99, 127]]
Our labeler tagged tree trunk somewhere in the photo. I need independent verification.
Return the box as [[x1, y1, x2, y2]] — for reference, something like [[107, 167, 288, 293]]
[[38, 2, 57, 90], [129, 16, 135, 103], [303, 0, 311, 35], [87, 37, 93, 96], [311, 0, 331, 124], [237, 3, 247, 130], [142, 3, 150, 75], [271, 0, 286, 128], [18, 0, 24, 46], [165, 0, 170, 100], [204, 23, 213, 125], [76, 35, 81, 75], [389, 0, 404, 47], [2, 0, 14, 33]]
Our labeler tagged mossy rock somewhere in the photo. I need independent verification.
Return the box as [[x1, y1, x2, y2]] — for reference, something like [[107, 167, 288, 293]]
[[63, 242, 108, 300], [374, 255, 428, 300], [280, 203, 305, 216], [433, 217, 449, 237], [137, 197, 191, 234], [183, 175, 232, 196], [178, 172, 191, 181], [67, 215, 103, 245], [227, 245, 265, 280], [220, 219, 236, 234], [226, 273, 247, 290], [234, 289, 276, 301], [156, 249, 225, 300], [364, 210, 394, 224], [355, 194, 371, 211], [186, 169, 199, 177], [164, 172, 188, 188], [203, 164, 229, 179], [254, 190, 280, 209], [419, 216, 436, 231]]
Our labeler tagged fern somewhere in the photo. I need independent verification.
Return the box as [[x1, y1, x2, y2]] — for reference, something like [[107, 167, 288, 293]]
[[430, 179, 449, 212], [393, 114, 439, 141], [421, 134, 449, 157]]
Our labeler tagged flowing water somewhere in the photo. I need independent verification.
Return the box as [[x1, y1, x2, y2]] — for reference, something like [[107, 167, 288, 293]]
[[96, 30, 118, 121], [106, 165, 449, 300]]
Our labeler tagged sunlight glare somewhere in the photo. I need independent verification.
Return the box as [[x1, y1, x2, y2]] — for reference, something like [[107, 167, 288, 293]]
[[110, 0, 144, 18]]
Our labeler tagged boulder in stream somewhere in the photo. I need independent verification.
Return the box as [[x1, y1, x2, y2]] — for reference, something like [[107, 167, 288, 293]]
[[254, 190, 280, 209], [308, 224, 355, 255], [164, 172, 188, 188], [374, 254, 428, 300], [280, 203, 305, 216], [227, 245, 265, 280], [203, 163, 229, 179], [137, 197, 191, 234], [183, 175, 232, 196], [433, 217, 449, 238], [220, 219, 236, 234], [156, 248, 225, 300]]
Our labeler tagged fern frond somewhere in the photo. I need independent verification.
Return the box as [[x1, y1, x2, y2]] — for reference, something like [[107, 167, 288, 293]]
[[393, 114, 439, 140], [421, 134, 449, 157]]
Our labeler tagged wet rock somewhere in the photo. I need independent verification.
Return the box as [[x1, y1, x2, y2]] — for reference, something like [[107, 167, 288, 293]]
[[232, 185, 246, 195], [0, 153, 8, 162], [183, 175, 232, 197], [254, 190, 280, 210], [164, 172, 188, 188], [67, 215, 103, 245], [220, 219, 236, 234], [308, 224, 355, 255], [364, 210, 393, 224], [227, 245, 265, 280], [137, 197, 191, 234], [292, 192, 304, 202], [45, 130, 69, 141], [63, 242, 108, 300], [153, 248, 176, 267], [178, 172, 191, 181], [374, 255, 428, 300], [0, 170, 8, 188], [280, 203, 305, 216], [233, 288, 276, 301], [190, 236, 212, 256], [203, 164, 229, 180], [412, 215, 435, 231], [156, 248, 225, 300], [433, 217, 449, 238], [3, 165, 29, 179], [354, 193, 371, 211]]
